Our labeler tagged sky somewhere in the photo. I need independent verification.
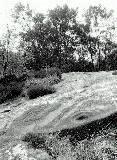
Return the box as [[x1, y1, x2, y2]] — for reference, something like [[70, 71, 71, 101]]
[[0, 0, 117, 35]]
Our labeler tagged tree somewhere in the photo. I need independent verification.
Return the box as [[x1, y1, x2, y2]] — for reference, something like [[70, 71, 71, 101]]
[[106, 48, 117, 70], [20, 13, 54, 70], [84, 5, 113, 27], [12, 2, 33, 32], [0, 29, 25, 77], [11, 2, 33, 56], [0, 25, 13, 76], [15, 4, 79, 71], [84, 5, 114, 71], [48, 4, 78, 69]]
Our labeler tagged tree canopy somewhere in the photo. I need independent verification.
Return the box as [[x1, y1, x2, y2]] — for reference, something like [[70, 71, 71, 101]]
[[0, 3, 117, 75]]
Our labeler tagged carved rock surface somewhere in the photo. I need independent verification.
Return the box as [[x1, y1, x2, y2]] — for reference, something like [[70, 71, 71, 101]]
[[0, 71, 117, 159]]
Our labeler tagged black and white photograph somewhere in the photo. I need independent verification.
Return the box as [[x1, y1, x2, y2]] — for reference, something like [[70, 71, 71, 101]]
[[0, 0, 117, 159]]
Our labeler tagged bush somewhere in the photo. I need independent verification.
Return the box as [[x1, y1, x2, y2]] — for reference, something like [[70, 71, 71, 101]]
[[25, 75, 60, 88], [112, 71, 117, 75], [27, 81, 55, 99], [0, 73, 28, 104], [17, 74, 28, 82], [0, 74, 17, 85], [0, 83, 5, 91], [22, 130, 117, 160], [24, 74, 61, 99], [22, 132, 76, 159], [22, 132, 46, 149], [34, 67, 62, 79], [0, 82, 24, 104], [61, 64, 74, 73], [42, 75, 61, 86]]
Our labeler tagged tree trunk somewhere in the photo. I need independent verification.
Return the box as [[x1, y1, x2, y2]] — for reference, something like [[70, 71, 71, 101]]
[[97, 41, 101, 71], [89, 42, 94, 71], [104, 43, 107, 71]]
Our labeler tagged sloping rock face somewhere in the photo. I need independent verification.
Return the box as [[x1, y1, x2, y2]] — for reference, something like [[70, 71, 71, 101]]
[[0, 71, 117, 159]]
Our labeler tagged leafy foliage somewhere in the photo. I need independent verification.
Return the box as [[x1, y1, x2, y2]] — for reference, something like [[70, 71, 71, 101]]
[[22, 127, 117, 160], [0, 81, 24, 104], [27, 82, 55, 99], [112, 71, 117, 75], [0, 2, 116, 76], [84, 5, 113, 26], [107, 48, 117, 70], [34, 67, 62, 79], [0, 74, 17, 85]]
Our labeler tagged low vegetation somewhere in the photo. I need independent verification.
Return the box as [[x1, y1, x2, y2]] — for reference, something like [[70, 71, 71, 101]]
[[112, 70, 117, 75], [0, 74, 17, 85], [27, 82, 55, 99], [0, 74, 29, 104], [22, 127, 117, 160], [27, 75, 61, 87], [34, 67, 62, 79], [25, 72, 61, 99], [42, 75, 61, 85], [0, 67, 62, 103], [0, 81, 24, 104]]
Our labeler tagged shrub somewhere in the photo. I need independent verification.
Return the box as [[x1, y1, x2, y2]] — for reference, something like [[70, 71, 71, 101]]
[[22, 132, 46, 149], [0, 83, 5, 91], [22, 132, 76, 159], [34, 67, 62, 79], [61, 64, 74, 73], [0, 73, 28, 104], [22, 130, 117, 160], [17, 74, 28, 82], [0, 82, 24, 104], [42, 75, 61, 86], [25, 74, 61, 99], [27, 81, 55, 99], [25, 75, 60, 88], [0, 74, 17, 85], [7, 82, 23, 96], [112, 71, 117, 75]]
